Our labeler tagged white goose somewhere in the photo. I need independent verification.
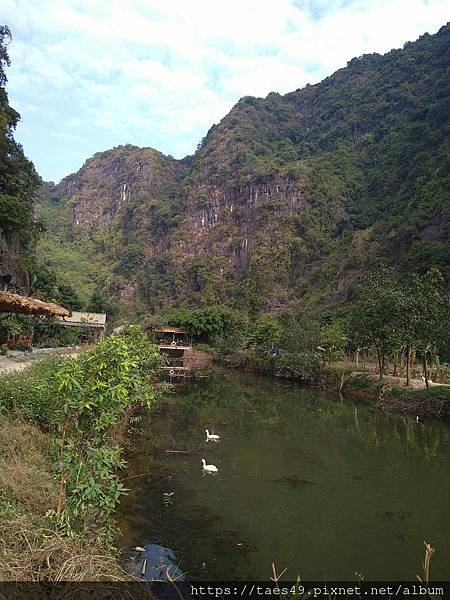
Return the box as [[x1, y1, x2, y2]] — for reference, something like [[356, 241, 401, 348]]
[[205, 429, 220, 442], [202, 459, 218, 473]]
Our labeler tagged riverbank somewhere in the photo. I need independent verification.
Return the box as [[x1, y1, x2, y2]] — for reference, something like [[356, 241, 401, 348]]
[[218, 352, 450, 421], [0, 327, 164, 583], [0, 413, 127, 582], [324, 370, 450, 420]]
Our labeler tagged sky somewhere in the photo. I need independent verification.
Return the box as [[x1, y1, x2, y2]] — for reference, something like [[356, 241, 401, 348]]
[[3, 0, 450, 182]]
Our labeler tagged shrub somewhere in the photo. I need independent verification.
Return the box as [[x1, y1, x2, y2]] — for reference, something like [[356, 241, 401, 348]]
[[0, 326, 165, 542], [275, 350, 322, 381]]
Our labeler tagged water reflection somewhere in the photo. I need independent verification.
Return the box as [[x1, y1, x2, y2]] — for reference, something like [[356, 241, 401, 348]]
[[118, 370, 450, 580]]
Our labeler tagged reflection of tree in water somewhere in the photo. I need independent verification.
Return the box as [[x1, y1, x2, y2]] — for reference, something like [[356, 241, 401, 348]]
[[348, 403, 446, 460]]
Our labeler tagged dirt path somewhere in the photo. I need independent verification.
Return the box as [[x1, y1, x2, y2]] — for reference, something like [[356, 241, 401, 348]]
[[0, 347, 81, 376], [347, 371, 450, 389]]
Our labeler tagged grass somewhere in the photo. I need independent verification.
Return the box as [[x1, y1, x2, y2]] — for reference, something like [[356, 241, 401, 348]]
[[340, 373, 450, 419], [0, 414, 128, 582], [0, 356, 61, 418], [0, 416, 55, 513], [0, 518, 126, 581], [389, 385, 450, 404]]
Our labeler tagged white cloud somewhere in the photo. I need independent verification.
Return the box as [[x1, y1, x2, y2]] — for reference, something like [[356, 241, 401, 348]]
[[2, 0, 449, 180]]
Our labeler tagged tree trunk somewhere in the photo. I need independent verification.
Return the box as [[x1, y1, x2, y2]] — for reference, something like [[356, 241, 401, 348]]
[[406, 346, 411, 387], [393, 353, 398, 377], [423, 353, 429, 389], [355, 348, 360, 366], [399, 349, 405, 378], [376, 348, 383, 381]]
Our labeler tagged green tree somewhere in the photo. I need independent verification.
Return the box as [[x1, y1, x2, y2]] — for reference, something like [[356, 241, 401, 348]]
[[350, 270, 404, 380], [403, 269, 450, 387], [319, 320, 348, 364], [165, 305, 238, 342], [0, 25, 40, 239], [246, 314, 281, 358]]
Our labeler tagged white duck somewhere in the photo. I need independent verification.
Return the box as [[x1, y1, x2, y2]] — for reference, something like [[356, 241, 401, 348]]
[[205, 429, 220, 442], [202, 459, 218, 473]]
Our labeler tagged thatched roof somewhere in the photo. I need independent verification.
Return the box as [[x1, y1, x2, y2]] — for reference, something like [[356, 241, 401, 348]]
[[0, 291, 70, 317]]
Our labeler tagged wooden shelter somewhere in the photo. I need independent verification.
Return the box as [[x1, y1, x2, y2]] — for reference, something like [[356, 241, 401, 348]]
[[154, 326, 192, 348], [0, 291, 70, 317], [58, 311, 107, 341], [153, 326, 212, 378]]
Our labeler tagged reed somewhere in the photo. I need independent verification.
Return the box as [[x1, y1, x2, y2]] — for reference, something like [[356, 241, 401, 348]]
[[417, 541, 435, 585]]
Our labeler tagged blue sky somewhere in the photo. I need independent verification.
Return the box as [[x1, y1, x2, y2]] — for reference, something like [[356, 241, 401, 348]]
[[3, 0, 449, 182]]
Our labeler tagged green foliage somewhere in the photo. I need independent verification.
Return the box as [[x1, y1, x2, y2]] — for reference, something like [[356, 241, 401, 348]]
[[349, 268, 450, 380], [0, 327, 165, 541], [87, 289, 117, 315], [32, 319, 84, 348], [0, 26, 40, 242], [405, 269, 450, 362], [232, 313, 324, 382], [278, 313, 321, 353], [275, 350, 322, 381], [0, 312, 84, 348], [388, 385, 450, 408], [0, 313, 33, 338], [31, 265, 82, 310], [113, 244, 145, 278], [34, 198, 115, 309], [246, 315, 281, 356], [0, 356, 62, 422], [165, 305, 238, 341], [319, 321, 348, 363]]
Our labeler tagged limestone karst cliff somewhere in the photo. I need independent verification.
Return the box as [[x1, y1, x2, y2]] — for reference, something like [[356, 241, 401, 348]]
[[38, 24, 450, 315]]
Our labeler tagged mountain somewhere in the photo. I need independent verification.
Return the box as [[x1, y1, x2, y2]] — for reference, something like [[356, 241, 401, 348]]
[[37, 24, 450, 317]]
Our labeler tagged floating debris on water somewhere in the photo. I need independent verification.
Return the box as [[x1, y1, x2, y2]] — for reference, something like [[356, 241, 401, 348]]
[[131, 544, 184, 581]]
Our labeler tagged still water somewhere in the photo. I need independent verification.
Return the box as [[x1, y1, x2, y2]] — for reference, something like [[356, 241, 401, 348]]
[[118, 370, 450, 580]]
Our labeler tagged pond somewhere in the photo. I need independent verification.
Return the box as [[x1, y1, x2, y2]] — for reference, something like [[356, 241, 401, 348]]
[[118, 370, 450, 581]]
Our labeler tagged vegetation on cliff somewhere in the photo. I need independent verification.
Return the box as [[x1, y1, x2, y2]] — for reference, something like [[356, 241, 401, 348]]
[[35, 24, 449, 322], [0, 26, 41, 295]]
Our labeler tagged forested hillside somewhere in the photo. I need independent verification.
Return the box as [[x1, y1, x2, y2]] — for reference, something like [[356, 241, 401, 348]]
[[0, 25, 40, 294], [37, 24, 449, 319]]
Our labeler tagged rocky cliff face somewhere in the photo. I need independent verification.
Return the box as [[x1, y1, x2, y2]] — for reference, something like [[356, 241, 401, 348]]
[[50, 144, 184, 233], [0, 232, 30, 293], [40, 24, 450, 314]]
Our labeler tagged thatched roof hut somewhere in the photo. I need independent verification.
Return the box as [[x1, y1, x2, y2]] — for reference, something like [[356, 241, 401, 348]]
[[0, 291, 70, 317]]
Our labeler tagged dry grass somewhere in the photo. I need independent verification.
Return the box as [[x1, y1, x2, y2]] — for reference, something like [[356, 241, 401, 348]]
[[0, 416, 132, 586], [0, 518, 126, 582], [0, 416, 56, 513]]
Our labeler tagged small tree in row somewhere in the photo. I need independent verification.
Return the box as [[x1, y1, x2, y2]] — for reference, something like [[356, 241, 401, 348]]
[[350, 268, 449, 386]]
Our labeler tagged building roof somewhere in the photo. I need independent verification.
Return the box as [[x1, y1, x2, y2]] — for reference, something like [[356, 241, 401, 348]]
[[58, 311, 107, 328], [0, 291, 70, 317], [154, 326, 189, 334]]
